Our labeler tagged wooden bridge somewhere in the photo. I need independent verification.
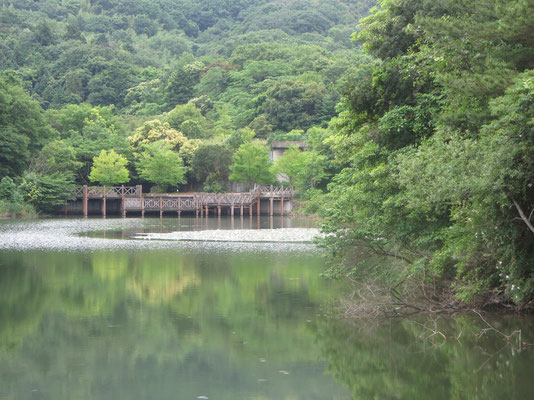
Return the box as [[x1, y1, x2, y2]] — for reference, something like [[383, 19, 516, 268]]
[[73, 185, 295, 217]]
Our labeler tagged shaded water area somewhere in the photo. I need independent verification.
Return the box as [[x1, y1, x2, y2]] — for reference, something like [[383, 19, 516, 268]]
[[0, 217, 533, 399]]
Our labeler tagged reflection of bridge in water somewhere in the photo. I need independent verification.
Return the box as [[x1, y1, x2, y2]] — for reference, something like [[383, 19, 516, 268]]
[[71, 185, 295, 217]]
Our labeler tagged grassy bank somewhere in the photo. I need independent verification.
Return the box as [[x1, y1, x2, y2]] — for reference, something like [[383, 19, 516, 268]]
[[0, 199, 37, 218]]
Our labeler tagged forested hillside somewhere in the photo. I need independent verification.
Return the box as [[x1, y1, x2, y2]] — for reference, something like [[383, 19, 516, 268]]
[[0, 0, 374, 214], [0, 0, 372, 117]]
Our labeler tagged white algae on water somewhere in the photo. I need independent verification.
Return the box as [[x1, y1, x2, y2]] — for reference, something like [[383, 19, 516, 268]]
[[0, 218, 321, 253], [134, 228, 322, 243]]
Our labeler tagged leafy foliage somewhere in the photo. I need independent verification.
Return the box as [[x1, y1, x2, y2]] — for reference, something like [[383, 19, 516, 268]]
[[129, 119, 187, 154], [274, 146, 329, 193], [229, 142, 274, 186], [318, 0, 534, 308], [21, 172, 75, 213], [0, 0, 377, 216], [0, 73, 55, 179], [136, 141, 187, 192], [191, 144, 233, 188], [88, 149, 129, 186]]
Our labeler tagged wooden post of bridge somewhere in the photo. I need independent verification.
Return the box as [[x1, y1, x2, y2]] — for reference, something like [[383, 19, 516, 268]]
[[83, 185, 88, 217], [102, 185, 107, 217], [257, 197, 261, 216], [231, 202, 234, 217], [240, 200, 244, 217], [177, 197, 181, 218], [159, 196, 163, 218], [269, 185, 274, 216], [139, 185, 145, 218], [280, 196, 284, 216], [195, 196, 199, 218], [121, 185, 126, 217], [205, 204, 209, 217], [217, 197, 221, 217]]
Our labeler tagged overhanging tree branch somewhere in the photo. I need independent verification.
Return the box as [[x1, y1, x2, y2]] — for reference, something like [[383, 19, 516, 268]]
[[512, 198, 534, 235]]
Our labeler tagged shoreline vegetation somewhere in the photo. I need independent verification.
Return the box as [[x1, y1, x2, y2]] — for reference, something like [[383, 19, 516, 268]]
[[310, 0, 534, 314], [0, 200, 37, 218]]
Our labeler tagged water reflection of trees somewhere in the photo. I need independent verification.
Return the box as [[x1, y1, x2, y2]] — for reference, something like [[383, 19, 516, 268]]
[[313, 316, 534, 399], [0, 250, 349, 399]]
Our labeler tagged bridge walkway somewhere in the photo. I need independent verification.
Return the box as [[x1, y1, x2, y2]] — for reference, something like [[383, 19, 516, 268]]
[[73, 185, 295, 217]]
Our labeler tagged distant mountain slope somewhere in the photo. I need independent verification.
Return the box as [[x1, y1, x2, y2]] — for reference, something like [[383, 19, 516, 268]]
[[0, 0, 375, 118]]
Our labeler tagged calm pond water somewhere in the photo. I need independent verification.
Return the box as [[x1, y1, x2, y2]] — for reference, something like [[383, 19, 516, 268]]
[[0, 217, 533, 399]]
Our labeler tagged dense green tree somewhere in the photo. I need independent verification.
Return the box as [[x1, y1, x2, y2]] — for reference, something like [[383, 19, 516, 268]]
[[394, 71, 534, 302], [196, 66, 230, 99], [59, 107, 130, 181], [129, 119, 187, 154], [88, 149, 129, 186], [166, 102, 210, 138], [164, 62, 204, 106], [177, 139, 202, 166], [17, 140, 81, 213], [136, 141, 187, 192], [225, 128, 255, 150], [0, 0, 377, 215], [28, 140, 82, 178], [86, 61, 139, 107], [133, 15, 158, 37], [275, 146, 329, 193], [229, 142, 274, 186], [191, 144, 233, 188], [0, 73, 55, 179], [261, 79, 328, 132], [33, 20, 56, 47], [0, 177, 17, 203], [20, 172, 75, 213], [317, 0, 534, 308]]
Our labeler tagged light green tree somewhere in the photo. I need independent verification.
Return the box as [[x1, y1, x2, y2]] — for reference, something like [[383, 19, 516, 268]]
[[275, 146, 329, 192], [136, 141, 187, 192], [229, 142, 274, 186], [88, 150, 129, 186], [128, 120, 187, 155]]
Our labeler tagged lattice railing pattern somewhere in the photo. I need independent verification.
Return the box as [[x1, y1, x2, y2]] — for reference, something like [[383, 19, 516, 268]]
[[254, 185, 295, 197], [76, 186, 140, 198], [124, 186, 138, 196], [196, 193, 258, 206], [76, 186, 293, 212], [124, 198, 142, 209], [144, 198, 161, 210], [161, 197, 196, 210]]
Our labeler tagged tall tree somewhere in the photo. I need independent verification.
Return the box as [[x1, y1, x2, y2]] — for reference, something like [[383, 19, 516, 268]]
[[136, 141, 187, 192], [88, 150, 129, 186], [229, 142, 274, 186], [0, 73, 55, 179], [191, 144, 233, 185]]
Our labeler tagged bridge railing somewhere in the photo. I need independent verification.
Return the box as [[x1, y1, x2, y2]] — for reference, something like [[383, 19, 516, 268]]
[[196, 193, 258, 206], [75, 185, 293, 204], [253, 185, 295, 198], [75, 185, 141, 198]]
